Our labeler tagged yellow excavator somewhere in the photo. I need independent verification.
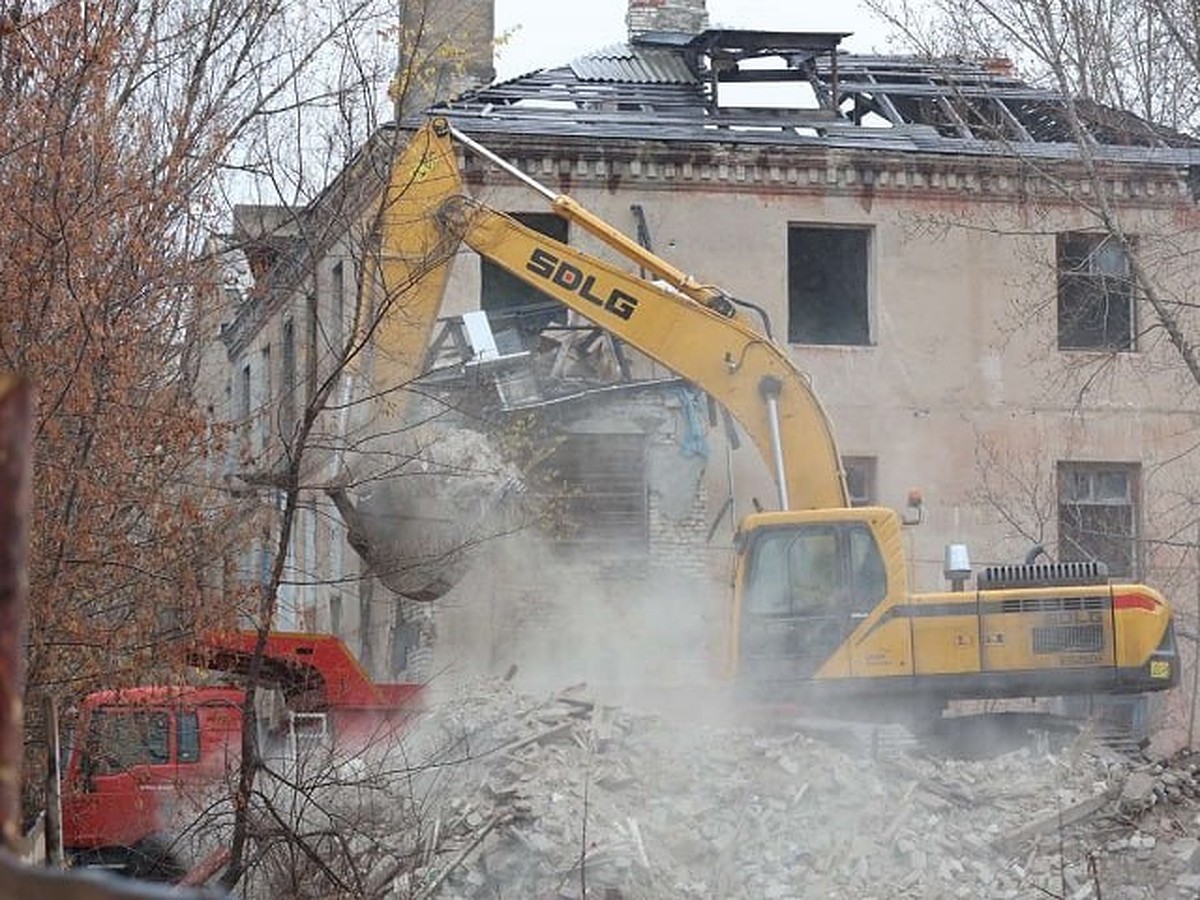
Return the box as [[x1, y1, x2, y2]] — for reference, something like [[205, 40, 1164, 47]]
[[370, 117, 1177, 715]]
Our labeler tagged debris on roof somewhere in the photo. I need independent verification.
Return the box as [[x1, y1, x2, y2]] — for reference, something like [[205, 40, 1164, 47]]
[[429, 29, 1200, 163]]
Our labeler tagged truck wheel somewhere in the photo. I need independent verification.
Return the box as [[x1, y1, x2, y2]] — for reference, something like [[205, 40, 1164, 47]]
[[128, 837, 186, 883]]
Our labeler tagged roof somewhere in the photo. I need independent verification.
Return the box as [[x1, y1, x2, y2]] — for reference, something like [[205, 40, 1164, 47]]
[[569, 44, 697, 85], [427, 29, 1200, 165], [82, 685, 245, 708]]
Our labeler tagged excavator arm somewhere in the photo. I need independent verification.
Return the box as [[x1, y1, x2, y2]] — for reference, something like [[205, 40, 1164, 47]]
[[380, 117, 849, 510], [367, 120, 465, 407]]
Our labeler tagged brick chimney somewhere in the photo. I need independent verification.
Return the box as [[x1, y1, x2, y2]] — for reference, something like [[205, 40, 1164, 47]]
[[980, 56, 1016, 77], [393, 0, 496, 119], [627, 0, 708, 40]]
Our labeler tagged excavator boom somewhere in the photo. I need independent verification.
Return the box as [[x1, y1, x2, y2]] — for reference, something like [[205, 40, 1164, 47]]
[[367, 121, 465, 408]]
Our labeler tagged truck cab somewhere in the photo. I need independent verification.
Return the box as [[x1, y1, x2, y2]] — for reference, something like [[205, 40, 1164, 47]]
[[62, 685, 243, 879], [60, 630, 423, 880]]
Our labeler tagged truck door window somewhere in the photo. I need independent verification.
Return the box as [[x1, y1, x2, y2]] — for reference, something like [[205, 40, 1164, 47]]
[[87, 709, 171, 774], [177, 711, 200, 763]]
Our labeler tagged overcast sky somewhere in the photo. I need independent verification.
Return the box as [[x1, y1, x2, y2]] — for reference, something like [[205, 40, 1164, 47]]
[[492, 0, 896, 80]]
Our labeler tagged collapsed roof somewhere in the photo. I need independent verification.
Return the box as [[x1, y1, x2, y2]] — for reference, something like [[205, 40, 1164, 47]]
[[430, 29, 1200, 164]]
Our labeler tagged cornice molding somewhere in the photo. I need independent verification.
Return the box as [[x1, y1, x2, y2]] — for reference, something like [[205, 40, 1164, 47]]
[[459, 139, 1198, 209]]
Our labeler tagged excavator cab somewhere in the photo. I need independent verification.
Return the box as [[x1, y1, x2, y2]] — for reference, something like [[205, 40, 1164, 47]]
[[733, 511, 890, 686]]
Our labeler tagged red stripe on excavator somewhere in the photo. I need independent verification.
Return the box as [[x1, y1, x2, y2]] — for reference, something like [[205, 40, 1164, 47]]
[[1113, 593, 1158, 612]]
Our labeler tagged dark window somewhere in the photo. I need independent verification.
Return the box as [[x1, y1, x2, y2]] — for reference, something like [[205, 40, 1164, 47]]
[[238, 364, 251, 421], [480, 212, 568, 337], [177, 711, 200, 763], [533, 433, 647, 554], [259, 543, 272, 588], [259, 345, 271, 450], [330, 260, 346, 353], [788, 226, 870, 345], [281, 320, 296, 441], [329, 594, 342, 635], [1057, 233, 1135, 350], [842, 456, 876, 506], [1058, 462, 1138, 578], [391, 619, 418, 673], [260, 345, 271, 401]]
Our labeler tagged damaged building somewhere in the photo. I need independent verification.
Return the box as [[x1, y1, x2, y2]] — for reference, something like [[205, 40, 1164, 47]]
[[192, 0, 1200, 693]]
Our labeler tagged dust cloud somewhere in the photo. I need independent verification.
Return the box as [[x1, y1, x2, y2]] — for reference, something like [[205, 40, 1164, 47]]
[[394, 520, 1198, 898], [396, 626, 1198, 899], [428, 529, 735, 726], [369, 427, 1200, 898]]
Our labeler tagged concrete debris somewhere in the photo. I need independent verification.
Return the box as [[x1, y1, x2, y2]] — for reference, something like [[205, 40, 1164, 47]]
[[391, 684, 1200, 899], [1119, 770, 1159, 815]]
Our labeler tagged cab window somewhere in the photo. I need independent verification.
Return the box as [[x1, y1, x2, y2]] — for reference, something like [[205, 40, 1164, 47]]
[[744, 523, 886, 617], [86, 709, 170, 774], [745, 525, 840, 616], [848, 524, 887, 611]]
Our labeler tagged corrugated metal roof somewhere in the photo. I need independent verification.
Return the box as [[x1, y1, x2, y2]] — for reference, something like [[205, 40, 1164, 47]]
[[569, 44, 698, 85]]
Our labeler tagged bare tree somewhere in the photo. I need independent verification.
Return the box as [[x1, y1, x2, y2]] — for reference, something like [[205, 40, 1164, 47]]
[[0, 0, 509, 878], [0, 0, 375, 813]]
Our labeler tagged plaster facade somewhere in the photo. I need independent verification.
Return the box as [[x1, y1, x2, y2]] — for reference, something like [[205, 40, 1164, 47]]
[[437, 138, 1200, 597]]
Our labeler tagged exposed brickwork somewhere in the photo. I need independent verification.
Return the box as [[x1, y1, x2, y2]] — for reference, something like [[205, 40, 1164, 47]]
[[647, 465, 710, 579], [626, 0, 708, 38]]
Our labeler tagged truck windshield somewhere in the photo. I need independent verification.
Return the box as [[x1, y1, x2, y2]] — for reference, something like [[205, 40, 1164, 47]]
[[85, 709, 170, 774]]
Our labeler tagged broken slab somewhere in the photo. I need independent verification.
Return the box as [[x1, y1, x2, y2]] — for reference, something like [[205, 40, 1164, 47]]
[[997, 795, 1110, 852], [1119, 771, 1158, 815]]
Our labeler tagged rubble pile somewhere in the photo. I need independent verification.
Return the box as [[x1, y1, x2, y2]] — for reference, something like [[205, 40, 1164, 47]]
[[396, 682, 1200, 900]]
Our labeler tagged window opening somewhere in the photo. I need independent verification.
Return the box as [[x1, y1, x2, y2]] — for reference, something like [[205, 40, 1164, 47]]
[[788, 226, 871, 345], [1058, 462, 1138, 578], [1057, 233, 1135, 351]]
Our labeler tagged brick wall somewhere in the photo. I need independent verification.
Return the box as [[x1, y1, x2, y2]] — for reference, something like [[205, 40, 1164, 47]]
[[626, 0, 708, 38]]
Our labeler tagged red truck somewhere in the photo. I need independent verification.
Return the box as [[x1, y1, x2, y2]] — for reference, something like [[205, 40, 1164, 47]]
[[61, 631, 423, 880]]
